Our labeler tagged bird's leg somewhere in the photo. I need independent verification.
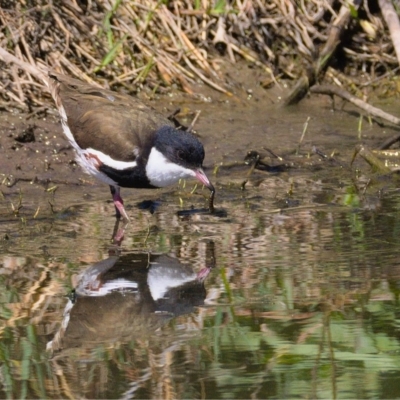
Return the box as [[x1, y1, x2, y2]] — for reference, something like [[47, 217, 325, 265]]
[[197, 241, 215, 281], [111, 218, 128, 245], [110, 185, 130, 243], [109, 185, 130, 222]]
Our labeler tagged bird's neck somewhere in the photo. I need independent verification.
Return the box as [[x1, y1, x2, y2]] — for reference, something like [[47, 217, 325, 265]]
[[146, 147, 196, 187]]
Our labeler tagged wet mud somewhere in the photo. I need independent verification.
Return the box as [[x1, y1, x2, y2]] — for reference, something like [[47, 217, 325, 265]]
[[0, 74, 398, 254], [2, 64, 400, 399], [1, 67, 398, 218]]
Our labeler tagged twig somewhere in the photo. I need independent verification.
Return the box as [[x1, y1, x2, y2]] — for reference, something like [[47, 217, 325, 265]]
[[0, 47, 47, 83], [283, 0, 359, 106], [187, 110, 201, 132], [351, 144, 392, 174], [378, 0, 400, 66], [378, 134, 400, 150], [296, 116, 310, 154], [182, 54, 232, 95], [310, 84, 400, 126]]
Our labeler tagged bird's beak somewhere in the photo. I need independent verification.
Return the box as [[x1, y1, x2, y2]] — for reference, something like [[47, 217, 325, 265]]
[[195, 168, 214, 192]]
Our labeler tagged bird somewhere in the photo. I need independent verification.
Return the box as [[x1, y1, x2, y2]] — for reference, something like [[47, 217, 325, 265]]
[[0, 48, 214, 222]]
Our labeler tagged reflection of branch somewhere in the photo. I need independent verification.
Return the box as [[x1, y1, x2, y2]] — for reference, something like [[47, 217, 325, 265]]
[[310, 85, 400, 126], [326, 313, 337, 399], [311, 316, 326, 399], [2, 266, 60, 330]]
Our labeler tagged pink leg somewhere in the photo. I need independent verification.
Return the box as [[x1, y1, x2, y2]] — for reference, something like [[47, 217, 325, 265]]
[[110, 186, 130, 222], [196, 267, 211, 281], [111, 218, 128, 245]]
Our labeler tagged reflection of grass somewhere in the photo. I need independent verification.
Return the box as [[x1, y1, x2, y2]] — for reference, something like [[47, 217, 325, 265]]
[[197, 299, 400, 398], [0, 325, 47, 399], [0, 277, 17, 321], [1, 264, 400, 399]]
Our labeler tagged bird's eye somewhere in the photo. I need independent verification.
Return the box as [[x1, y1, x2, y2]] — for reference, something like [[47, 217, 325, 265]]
[[177, 150, 185, 160]]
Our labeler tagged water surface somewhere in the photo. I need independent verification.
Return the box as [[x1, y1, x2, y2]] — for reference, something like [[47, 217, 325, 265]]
[[1, 93, 400, 399]]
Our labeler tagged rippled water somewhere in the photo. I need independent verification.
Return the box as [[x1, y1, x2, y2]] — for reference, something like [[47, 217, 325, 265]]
[[1, 95, 400, 399]]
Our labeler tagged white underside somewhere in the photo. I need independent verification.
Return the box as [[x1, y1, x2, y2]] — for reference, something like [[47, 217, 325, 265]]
[[146, 147, 196, 187], [147, 266, 197, 301], [59, 106, 137, 186], [80, 278, 138, 297], [75, 257, 138, 296]]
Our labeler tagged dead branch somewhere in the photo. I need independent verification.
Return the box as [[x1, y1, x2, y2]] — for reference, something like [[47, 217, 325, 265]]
[[283, 0, 359, 106], [378, 0, 400, 66], [0, 1, 398, 107], [310, 84, 400, 126]]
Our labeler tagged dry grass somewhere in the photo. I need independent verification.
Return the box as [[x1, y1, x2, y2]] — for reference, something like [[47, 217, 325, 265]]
[[0, 0, 398, 108]]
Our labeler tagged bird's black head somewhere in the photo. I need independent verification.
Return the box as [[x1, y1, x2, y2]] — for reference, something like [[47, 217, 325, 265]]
[[154, 126, 205, 169]]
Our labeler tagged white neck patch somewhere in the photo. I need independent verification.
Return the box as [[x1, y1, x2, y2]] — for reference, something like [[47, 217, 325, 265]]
[[146, 147, 196, 187]]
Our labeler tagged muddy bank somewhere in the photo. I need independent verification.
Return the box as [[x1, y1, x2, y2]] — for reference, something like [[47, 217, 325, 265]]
[[0, 61, 399, 226]]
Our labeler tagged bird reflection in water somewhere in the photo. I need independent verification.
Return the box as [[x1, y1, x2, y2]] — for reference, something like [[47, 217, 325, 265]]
[[47, 243, 215, 354]]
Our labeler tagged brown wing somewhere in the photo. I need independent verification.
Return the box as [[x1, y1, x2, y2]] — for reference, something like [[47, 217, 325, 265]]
[[49, 73, 174, 162]]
